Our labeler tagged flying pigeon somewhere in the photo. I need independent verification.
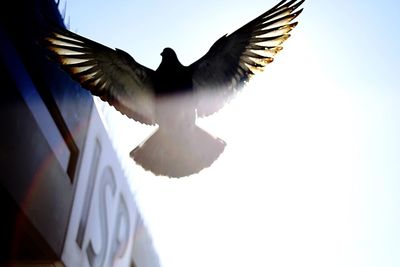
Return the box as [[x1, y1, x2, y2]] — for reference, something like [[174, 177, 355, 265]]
[[44, 0, 305, 178]]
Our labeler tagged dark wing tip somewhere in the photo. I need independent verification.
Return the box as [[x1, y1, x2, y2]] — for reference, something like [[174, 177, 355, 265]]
[[43, 28, 156, 125]]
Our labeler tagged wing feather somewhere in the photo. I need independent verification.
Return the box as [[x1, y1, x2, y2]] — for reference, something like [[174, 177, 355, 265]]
[[44, 27, 156, 125], [190, 0, 304, 117]]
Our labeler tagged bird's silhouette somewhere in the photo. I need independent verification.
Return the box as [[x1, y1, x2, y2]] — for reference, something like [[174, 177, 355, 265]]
[[44, 0, 305, 177]]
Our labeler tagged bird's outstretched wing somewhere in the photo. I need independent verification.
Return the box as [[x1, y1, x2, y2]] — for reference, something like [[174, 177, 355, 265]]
[[190, 0, 304, 117], [44, 27, 156, 125]]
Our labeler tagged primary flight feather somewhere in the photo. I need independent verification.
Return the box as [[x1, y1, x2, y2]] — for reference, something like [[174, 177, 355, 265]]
[[44, 0, 305, 177]]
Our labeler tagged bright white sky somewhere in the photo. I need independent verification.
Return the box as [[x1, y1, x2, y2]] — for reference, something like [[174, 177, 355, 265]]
[[61, 1, 400, 267]]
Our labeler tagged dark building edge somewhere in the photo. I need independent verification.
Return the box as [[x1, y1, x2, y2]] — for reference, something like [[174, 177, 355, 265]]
[[0, 0, 93, 263]]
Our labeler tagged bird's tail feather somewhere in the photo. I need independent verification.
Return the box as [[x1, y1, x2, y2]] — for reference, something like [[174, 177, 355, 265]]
[[130, 125, 226, 178]]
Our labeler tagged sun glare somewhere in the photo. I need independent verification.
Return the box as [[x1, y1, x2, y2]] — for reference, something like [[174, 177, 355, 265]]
[[91, 34, 362, 267]]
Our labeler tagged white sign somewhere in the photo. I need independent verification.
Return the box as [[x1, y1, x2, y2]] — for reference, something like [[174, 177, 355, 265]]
[[62, 107, 138, 267]]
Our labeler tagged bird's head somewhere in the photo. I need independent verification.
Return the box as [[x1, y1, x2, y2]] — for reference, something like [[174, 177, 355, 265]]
[[159, 47, 182, 68], [161, 47, 178, 60]]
